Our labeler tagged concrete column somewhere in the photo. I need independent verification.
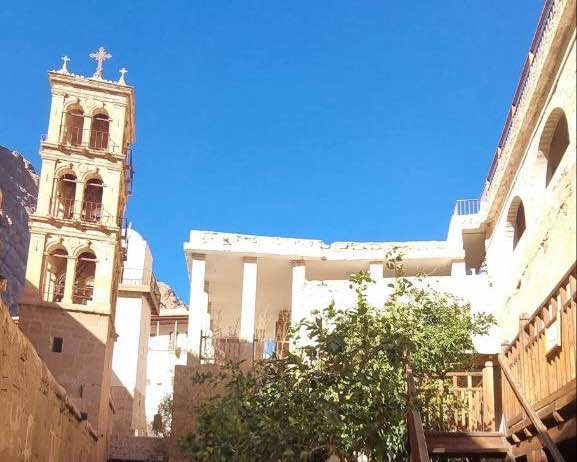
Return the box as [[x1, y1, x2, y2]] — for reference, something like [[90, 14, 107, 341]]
[[82, 115, 92, 147], [290, 259, 306, 330], [240, 257, 258, 341], [187, 254, 207, 355], [73, 181, 84, 217], [451, 260, 467, 276], [63, 255, 78, 304], [36, 159, 57, 216]]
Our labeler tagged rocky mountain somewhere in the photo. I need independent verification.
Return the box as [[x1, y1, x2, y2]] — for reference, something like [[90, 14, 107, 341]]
[[0, 147, 39, 315], [157, 281, 188, 312]]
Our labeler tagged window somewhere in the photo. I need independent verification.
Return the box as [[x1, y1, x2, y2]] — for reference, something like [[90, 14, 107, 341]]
[[64, 107, 84, 146], [44, 248, 68, 302], [540, 109, 570, 186], [513, 202, 526, 249], [73, 251, 96, 305], [52, 337, 63, 353], [90, 113, 110, 150], [507, 197, 526, 251], [82, 177, 104, 222], [55, 173, 77, 219]]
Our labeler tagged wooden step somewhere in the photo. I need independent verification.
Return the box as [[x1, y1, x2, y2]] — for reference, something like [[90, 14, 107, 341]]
[[425, 431, 511, 458]]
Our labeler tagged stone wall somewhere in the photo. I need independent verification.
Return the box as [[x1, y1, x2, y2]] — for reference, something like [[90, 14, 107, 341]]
[[170, 361, 224, 462], [0, 146, 38, 315], [108, 435, 167, 462], [0, 280, 99, 461]]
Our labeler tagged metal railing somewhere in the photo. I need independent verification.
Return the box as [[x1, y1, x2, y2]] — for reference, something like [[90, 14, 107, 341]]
[[57, 124, 129, 156], [120, 268, 162, 306], [72, 284, 94, 305], [53, 197, 114, 225], [453, 199, 481, 216], [44, 281, 65, 303], [199, 332, 283, 364], [482, 0, 557, 201]]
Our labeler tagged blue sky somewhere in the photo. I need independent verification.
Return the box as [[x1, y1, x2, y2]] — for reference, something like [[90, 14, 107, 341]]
[[1, 1, 543, 301]]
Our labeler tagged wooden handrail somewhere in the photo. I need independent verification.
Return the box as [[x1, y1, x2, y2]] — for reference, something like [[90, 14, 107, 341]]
[[498, 354, 566, 462], [406, 365, 431, 462]]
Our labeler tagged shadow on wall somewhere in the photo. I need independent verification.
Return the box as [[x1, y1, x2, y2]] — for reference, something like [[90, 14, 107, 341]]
[[0, 287, 99, 461], [16, 276, 128, 460]]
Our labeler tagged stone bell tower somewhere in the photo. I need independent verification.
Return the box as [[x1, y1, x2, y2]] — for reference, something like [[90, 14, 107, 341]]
[[18, 48, 135, 459]]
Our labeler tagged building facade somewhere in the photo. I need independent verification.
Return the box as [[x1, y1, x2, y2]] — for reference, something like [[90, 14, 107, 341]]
[[17, 52, 135, 461], [111, 227, 161, 438]]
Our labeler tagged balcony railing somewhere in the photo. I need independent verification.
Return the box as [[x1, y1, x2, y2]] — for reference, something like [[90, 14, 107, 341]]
[[481, 0, 558, 203], [54, 124, 129, 156], [453, 199, 481, 216], [72, 284, 94, 305], [53, 197, 114, 226], [199, 332, 284, 364], [500, 267, 576, 434], [413, 364, 496, 434], [44, 280, 65, 303], [120, 268, 161, 312]]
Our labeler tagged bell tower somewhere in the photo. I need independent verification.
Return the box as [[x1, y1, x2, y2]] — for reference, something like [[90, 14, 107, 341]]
[[18, 48, 135, 459]]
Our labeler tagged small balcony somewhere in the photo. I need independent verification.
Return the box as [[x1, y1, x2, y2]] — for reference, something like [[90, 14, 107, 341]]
[[72, 283, 94, 305], [54, 124, 126, 156], [453, 199, 481, 216], [119, 269, 161, 314], [53, 197, 114, 226], [199, 332, 288, 365]]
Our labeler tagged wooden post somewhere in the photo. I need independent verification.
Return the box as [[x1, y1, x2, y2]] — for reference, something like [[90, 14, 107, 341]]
[[482, 360, 496, 431]]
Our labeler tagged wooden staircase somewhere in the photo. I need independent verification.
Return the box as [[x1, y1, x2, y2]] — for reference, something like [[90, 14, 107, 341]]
[[406, 268, 576, 462]]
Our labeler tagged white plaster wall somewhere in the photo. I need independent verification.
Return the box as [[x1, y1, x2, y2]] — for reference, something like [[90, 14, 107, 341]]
[[484, 36, 576, 341], [112, 296, 144, 392], [145, 326, 188, 428], [301, 274, 497, 353]]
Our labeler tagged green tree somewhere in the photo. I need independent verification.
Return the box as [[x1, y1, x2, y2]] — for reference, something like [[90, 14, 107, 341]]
[[181, 255, 494, 461]]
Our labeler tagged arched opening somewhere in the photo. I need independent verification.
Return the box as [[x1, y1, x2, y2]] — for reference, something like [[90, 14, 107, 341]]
[[82, 177, 104, 223], [513, 202, 526, 249], [90, 112, 110, 150], [540, 109, 570, 186], [55, 173, 77, 219], [64, 107, 84, 146], [507, 197, 526, 251], [44, 248, 68, 302], [73, 251, 97, 305]]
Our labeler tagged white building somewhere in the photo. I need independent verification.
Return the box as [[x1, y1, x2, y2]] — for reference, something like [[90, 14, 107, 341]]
[[145, 290, 188, 431], [111, 227, 160, 436], [183, 206, 499, 359]]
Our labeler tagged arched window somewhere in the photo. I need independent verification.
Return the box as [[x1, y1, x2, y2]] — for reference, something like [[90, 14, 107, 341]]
[[507, 197, 526, 251], [44, 248, 68, 302], [73, 251, 97, 305], [90, 113, 110, 150], [540, 109, 570, 186], [55, 173, 77, 219], [82, 177, 104, 223], [64, 107, 84, 146], [513, 202, 526, 249]]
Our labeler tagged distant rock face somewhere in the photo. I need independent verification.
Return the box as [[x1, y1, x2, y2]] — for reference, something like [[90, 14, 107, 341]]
[[0, 146, 39, 315], [158, 281, 188, 312]]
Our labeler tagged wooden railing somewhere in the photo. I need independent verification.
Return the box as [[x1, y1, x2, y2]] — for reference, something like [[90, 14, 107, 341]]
[[420, 363, 496, 433], [501, 267, 576, 432]]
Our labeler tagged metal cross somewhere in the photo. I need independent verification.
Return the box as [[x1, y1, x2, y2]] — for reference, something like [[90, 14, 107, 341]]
[[89, 47, 112, 79], [60, 55, 70, 73], [118, 67, 128, 83]]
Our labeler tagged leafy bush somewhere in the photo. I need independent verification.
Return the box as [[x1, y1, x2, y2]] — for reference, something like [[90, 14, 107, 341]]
[[181, 256, 494, 461]]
